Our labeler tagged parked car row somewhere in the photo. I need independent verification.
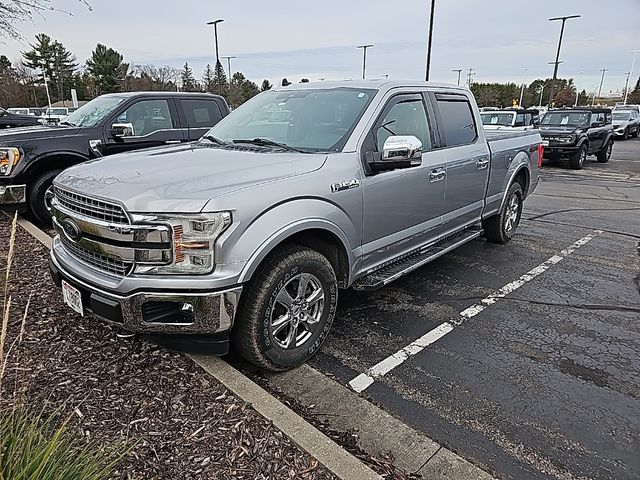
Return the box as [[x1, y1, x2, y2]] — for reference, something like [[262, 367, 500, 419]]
[[3, 80, 543, 371], [0, 92, 230, 224]]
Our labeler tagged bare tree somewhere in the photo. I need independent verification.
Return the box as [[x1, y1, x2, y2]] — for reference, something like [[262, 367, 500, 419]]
[[0, 0, 91, 39]]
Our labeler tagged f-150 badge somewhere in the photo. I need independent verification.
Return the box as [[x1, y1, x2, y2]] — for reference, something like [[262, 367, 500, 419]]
[[331, 179, 360, 193]]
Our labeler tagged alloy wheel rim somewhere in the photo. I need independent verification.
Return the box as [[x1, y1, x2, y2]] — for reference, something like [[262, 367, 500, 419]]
[[44, 186, 54, 213], [504, 194, 520, 233], [607, 143, 612, 158], [269, 272, 325, 350], [579, 149, 586, 166]]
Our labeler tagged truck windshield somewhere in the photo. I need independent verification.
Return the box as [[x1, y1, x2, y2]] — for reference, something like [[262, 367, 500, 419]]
[[203, 88, 375, 152], [480, 113, 515, 126], [541, 111, 590, 127], [613, 112, 631, 121], [62, 96, 126, 127]]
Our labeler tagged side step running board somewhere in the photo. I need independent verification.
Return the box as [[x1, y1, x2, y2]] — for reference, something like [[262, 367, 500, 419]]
[[352, 226, 483, 291]]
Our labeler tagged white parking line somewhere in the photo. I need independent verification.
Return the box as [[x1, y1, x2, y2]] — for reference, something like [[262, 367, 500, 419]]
[[348, 230, 602, 393]]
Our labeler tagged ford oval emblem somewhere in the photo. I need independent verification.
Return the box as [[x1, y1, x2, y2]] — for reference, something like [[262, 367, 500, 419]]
[[61, 218, 82, 242]]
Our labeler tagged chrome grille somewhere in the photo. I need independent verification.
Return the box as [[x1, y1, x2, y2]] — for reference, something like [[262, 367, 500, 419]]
[[60, 236, 132, 276], [54, 187, 128, 224]]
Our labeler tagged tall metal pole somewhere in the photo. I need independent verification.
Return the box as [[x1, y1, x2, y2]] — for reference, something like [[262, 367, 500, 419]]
[[538, 85, 545, 107], [596, 68, 607, 104], [425, 0, 436, 81], [222, 55, 236, 80], [207, 19, 225, 94], [546, 15, 581, 106], [623, 50, 639, 105], [574, 71, 583, 107], [519, 67, 528, 107], [357, 44, 373, 80], [452, 69, 462, 86]]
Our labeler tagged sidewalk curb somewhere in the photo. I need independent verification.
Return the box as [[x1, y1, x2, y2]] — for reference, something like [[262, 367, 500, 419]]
[[266, 364, 497, 480], [11, 213, 382, 480]]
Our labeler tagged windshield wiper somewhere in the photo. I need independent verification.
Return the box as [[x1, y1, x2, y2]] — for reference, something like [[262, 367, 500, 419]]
[[231, 138, 309, 153], [59, 121, 76, 127], [200, 134, 229, 146]]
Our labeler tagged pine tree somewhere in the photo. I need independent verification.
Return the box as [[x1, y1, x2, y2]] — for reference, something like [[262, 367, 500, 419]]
[[22, 34, 77, 103], [212, 60, 229, 96], [180, 61, 198, 92], [86, 44, 128, 94], [228, 72, 259, 108], [260, 79, 272, 92], [202, 64, 215, 92]]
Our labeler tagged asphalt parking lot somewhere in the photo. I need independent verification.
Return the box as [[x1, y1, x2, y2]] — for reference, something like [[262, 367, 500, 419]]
[[310, 138, 640, 479]]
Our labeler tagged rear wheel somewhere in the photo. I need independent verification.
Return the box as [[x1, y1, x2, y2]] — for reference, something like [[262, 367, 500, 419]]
[[569, 144, 587, 170], [232, 246, 338, 371], [623, 128, 630, 140], [29, 170, 61, 226], [482, 182, 523, 244], [596, 140, 613, 163]]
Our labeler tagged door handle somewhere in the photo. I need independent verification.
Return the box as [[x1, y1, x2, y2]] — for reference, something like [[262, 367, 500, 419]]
[[429, 169, 446, 182], [476, 158, 490, 170], [165, 140, 181, 144]]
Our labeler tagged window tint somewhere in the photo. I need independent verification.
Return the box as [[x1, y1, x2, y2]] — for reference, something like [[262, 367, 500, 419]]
[[436, 99, 477, 147], [180, 99, 223, 128], [376, 98, 431, 152], [117, 99, 173, 136]]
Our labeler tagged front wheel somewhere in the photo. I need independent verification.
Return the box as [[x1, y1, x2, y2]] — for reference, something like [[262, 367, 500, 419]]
[[29, 170, 62, 226], [596, 140, 613, 163], [232, 246, 338, 371], [569, 144, 587, 170], [482, 182, 523, 244]]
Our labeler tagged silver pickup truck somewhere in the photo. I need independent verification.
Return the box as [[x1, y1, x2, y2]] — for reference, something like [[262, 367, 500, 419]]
[[48, 81, 543, 371]]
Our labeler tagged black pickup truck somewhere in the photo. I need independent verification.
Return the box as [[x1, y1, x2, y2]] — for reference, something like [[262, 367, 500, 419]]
[[539, 107, 614, 170], [0, 92, 229, 224]]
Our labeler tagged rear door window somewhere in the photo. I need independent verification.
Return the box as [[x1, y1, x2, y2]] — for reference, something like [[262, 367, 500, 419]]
[[435, 97, 478, 147], [179, 99, 223, 128]]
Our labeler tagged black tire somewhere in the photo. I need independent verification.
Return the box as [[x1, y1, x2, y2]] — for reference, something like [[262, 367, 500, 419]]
[[29, 170, 61, 226], [623, 128, 629, 140], [232, 245, 338, 371], [633, 127, 639, 138], [569, 144, 587, 170], [482, 182, 523, 244], [596, 139, 613, 163]]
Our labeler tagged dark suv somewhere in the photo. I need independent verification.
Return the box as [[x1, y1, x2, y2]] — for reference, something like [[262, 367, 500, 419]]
[[0, 92, 229, 224], [539, 108, 614, 170]]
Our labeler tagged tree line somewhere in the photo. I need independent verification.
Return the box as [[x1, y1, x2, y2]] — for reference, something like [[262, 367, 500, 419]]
[[471, 76, 640, 108], [0, 33, 273, 109]]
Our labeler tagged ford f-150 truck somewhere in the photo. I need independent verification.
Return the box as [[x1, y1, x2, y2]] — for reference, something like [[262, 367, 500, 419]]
[[48, 81, 542, 371], [0, 92, 229, 225]]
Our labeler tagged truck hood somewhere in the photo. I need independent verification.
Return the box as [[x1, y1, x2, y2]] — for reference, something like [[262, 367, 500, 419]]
[[539, 125, 582, 135], [55, 143, 327, 213], [0, 125, 82, 146]]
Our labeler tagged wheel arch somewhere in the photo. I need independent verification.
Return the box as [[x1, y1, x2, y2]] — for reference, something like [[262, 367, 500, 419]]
[[22, 152, 89, 183]]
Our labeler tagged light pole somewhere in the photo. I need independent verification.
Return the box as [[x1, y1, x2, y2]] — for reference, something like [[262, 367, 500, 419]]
[[206, 19, 224, 65], [546, 15, 581, 106], [357, 44, 374, 80], [596, 68, 607, 104], [40, 62, 52, 109], [546, 60, 563, 106], [518, 67, 528, 107], [425, 0, 436, 81], [222, 55, 236, 80], [623, 50, 640, 105], [574, 71, 583, 107], [452, 68, 462, 86], [538, 84, 545, 107]]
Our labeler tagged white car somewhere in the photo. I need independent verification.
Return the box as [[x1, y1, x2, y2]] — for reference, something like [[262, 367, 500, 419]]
[[612, 110, 640, 139], [43, 107, 71, 125], [480, 110, 540, 131]]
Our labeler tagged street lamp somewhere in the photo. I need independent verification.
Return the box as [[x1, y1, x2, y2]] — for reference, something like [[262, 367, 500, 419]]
[[222, 55, 236, 80], [546, 14, 581, 106], [575, 71, 583, 107], [538, 84, 545, 107], [623, 49, 640, 105], [206, 19, 224, 65], [546, 60, 563, 106], [357, 44, 374, 80], [452, 68, 462, 86], [425, 0, 436, 81], [518, 67, 528, 107]]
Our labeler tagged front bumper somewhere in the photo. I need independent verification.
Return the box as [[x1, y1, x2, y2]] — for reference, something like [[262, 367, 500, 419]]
[[0, 184, 26, 205], [543, 144, 579, 156], [49, 251, 242, 336]]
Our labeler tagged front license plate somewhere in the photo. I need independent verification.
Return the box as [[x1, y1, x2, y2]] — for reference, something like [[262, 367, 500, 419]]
[[541, 140, 549, 146], [62, 280, 83, 316]]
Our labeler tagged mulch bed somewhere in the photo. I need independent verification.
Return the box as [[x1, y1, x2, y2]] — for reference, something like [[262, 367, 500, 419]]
[[0, 214, 335, 479]]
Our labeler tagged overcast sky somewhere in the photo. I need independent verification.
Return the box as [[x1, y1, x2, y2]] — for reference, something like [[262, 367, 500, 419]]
[[3, 0, 639, 93]]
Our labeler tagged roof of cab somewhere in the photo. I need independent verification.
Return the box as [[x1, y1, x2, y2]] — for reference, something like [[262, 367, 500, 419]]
[[272, 79, 468, 94], [99, 91, 225, 99]]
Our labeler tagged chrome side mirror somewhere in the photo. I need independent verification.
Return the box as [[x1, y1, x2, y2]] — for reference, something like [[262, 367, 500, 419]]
[[110, 123, 134, 139], [382, 135, 423, 161]]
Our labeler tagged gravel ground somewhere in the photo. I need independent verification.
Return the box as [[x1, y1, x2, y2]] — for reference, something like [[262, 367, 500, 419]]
[[0, 214, 335, 480]]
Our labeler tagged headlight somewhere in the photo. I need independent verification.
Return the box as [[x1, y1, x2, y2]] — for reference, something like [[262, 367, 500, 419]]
[[0, 148, 21, 175], [37, 118, 47, 125], [135, 212, 232, 275]]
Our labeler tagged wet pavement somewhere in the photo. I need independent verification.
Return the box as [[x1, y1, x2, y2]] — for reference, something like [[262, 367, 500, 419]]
[[310, 138, 640, 480]]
